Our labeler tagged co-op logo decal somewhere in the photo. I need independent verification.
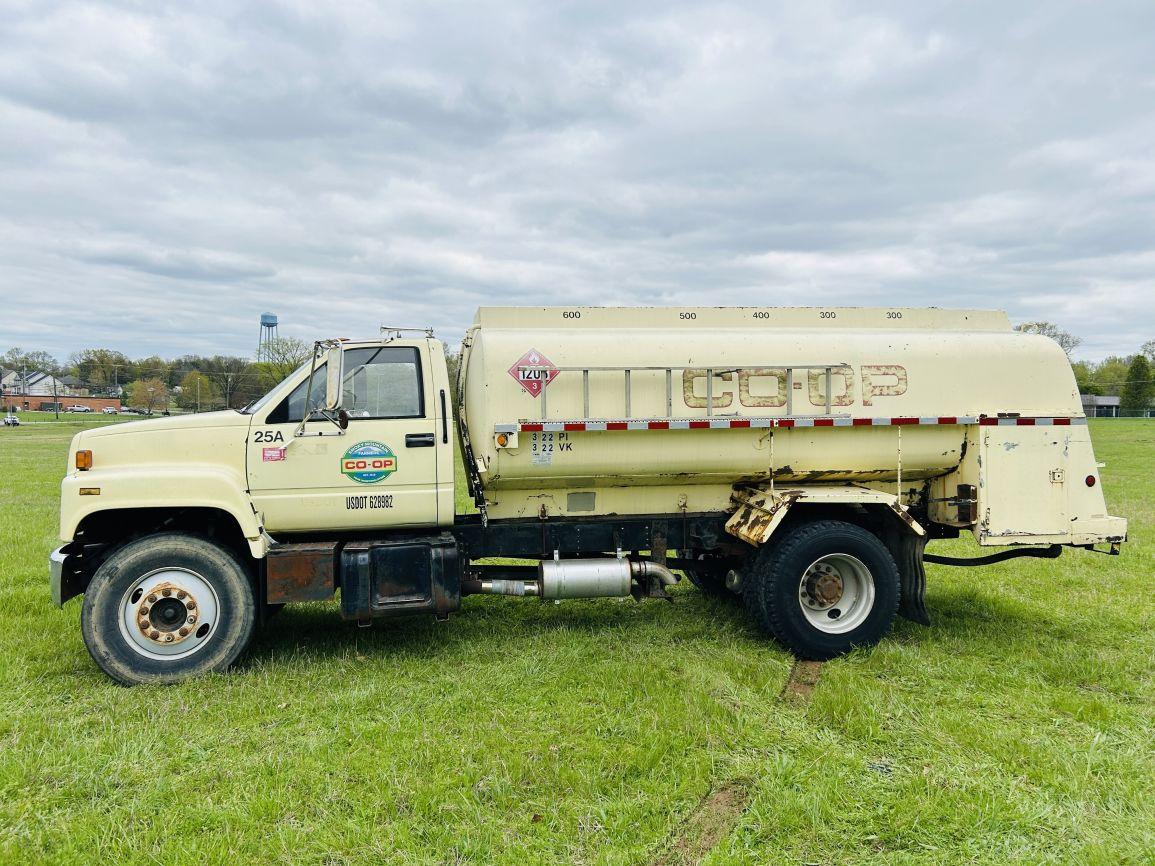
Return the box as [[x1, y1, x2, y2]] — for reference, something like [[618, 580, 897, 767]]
[[340, 441, 397, 484]]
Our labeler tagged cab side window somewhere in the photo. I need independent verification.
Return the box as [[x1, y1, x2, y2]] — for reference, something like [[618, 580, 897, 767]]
[[343, 347, 423, 419], [266, 347, 424, 424]]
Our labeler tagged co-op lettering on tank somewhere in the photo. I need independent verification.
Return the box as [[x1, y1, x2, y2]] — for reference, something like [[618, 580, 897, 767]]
[[515, 348, 908, 409]]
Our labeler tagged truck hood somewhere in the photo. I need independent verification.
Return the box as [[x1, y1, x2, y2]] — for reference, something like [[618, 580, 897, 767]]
[[78, 410, 251, 440]]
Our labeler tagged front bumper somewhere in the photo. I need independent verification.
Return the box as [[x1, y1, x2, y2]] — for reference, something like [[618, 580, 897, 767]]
[[49, 546, 81, 607]]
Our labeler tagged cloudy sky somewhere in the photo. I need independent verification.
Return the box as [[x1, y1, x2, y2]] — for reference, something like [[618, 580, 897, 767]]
[[1, 1, 1153, 363]]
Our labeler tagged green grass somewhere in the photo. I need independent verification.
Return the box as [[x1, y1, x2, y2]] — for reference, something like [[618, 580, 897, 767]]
[[0, 421, 1151, 865]]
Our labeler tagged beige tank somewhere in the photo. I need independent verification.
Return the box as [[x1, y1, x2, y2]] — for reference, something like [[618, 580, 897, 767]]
[[460, 307, 1084, 511]]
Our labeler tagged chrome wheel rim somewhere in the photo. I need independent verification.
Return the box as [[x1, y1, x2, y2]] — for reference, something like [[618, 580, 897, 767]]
[[798, 553, 875, 634], [118, 567, 220, 661]]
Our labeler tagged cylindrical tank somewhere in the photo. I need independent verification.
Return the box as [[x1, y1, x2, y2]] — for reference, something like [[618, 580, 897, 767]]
[[460, 307, 1081, 501]]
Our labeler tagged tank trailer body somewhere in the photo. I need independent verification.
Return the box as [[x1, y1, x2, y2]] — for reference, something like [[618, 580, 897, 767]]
[[51, 307, 1127, 684]]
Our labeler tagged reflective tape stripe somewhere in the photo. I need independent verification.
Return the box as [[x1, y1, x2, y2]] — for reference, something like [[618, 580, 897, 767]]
[[498, 416, 1086, 434]]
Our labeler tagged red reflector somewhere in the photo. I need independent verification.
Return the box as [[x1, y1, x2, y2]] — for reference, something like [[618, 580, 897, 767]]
[[563, 423, 584, 431], [979, 417, 998, 425], [937, 416, 957, 425], [648, 421, 669, 429], [814, 418, 834, 426], [778, 419, 795, 428], [689, 420, 710, 429], [607, 422, 628, 430], [1054, 418, 1071, 425], [1086, 475, 1096, 487], [892, 417, 919, 425], [1016, 418, 1036, 426], [852, 418, 872, 426], [730, 419, 751, 428]]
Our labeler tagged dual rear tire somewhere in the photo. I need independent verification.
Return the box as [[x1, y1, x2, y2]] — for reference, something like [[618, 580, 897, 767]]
[[741, 520, 900, 660]]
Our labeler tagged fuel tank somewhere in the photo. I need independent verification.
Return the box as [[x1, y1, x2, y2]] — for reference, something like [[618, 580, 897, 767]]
[[458, 307, 1083, 518]]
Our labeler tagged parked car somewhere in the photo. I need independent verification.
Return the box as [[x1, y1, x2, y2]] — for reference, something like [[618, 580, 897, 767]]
[[2, 413, 19, 427], [101, 407, 118, 415], [66, 405, 92, 413]]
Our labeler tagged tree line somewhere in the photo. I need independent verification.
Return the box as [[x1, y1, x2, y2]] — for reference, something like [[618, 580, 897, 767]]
[[1, 337, 312, 412], [1014, 322, 1153, 410], [4, 325, 1152, 413]]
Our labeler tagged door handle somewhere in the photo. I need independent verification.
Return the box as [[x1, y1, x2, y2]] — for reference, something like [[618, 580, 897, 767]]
[[405, 432, 436, 448]]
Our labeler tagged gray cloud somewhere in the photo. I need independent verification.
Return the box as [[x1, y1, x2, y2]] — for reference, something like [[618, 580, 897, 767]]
[[1, 0, 1153, 363]]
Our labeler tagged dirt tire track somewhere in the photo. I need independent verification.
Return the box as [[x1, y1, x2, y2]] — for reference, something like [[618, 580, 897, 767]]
[[781, 659, 823, 705], [650, 779, 752, 866]]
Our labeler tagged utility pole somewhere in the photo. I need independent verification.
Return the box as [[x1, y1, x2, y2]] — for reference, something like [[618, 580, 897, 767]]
[[196, 377, 200, 413], [53, 376, 58, 420]]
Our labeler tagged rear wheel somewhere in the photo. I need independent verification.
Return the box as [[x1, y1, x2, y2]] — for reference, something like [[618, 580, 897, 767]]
[[744, 520, 899, 660], [81, 533, 256, 685]]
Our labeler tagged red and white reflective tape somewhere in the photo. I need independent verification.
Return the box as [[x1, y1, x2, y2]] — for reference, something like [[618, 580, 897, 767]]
[[496, 416, 1087, 434]]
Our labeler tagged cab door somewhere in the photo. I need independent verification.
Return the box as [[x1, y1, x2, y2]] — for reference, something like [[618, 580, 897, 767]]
[[247, 344, 441, 533]]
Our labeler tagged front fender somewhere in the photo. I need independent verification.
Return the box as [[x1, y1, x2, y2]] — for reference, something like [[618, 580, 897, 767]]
[[60, 465, 264, 557]]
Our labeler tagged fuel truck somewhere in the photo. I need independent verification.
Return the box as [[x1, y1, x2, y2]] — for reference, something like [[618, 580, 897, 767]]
[[50, 307, 1128, 685]]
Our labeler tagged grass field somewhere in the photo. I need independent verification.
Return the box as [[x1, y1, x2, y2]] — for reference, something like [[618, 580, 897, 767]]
[[0, 419, 1151, 865]]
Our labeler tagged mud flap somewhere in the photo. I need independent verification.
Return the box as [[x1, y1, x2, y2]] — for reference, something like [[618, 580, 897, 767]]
[[884, 529, 930, 626]]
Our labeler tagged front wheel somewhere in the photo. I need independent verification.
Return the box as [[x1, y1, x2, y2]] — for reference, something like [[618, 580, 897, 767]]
[[744, 520, 899, 660], [81, 533, 256, 685]]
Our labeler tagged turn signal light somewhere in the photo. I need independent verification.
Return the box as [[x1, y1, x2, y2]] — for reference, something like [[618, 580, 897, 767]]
[[496, 433, 510, 447], [76, 450, 93, 471], [1085, 475, 1096, 487]]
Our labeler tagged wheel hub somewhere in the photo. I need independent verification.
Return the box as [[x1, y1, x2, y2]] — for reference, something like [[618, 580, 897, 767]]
[[803, 564, 844, 609], [135, 581, 198, 645]]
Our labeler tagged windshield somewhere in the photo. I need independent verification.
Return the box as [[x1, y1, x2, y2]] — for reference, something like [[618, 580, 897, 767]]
[[239, 357, 316, 415]]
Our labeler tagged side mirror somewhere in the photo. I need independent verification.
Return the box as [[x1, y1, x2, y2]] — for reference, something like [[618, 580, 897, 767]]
[[337, 409, 350, 430], [323, 344, 344, 411]]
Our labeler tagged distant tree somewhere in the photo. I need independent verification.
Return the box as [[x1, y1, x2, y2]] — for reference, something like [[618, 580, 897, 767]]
[[2, 347, 62, 376], [201, 355, 257, 409], [176, 371, 219, 411], [126, 377, 170, 414], [1120, 355, 1151, 411], [71, 348, 132, 392], [1093, 356, 1132, 396], [1142, 340, 1155, 362], [1071, 360, 1101, 395], [1014, 322, 1082, 356], [132, 355, 171, 384], [255, 337, 311, 390]]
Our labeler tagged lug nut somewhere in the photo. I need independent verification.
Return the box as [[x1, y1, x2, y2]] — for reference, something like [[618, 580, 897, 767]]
[[139, 619, 150, 630], [139, 606, 149, 616], [149, 630, 160, 640], [178, 627, 190, 637], [164, 634, 174, 642], [186, 615, 196, 624], [161, 588, 172, 597], [176, 590, 187, 600], [147, 594, 157, 604]]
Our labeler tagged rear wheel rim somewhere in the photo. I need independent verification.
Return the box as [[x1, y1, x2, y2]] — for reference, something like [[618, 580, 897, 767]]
[[118, 567, 220, 661], [798, 553, 875, 634]]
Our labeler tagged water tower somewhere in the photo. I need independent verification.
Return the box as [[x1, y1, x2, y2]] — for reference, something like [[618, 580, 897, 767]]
[[256, 313, 279, 360]]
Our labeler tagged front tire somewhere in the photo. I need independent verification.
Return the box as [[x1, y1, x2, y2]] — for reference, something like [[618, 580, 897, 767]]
[[81, 533, 256, 685], [744, 520, 899, 660]]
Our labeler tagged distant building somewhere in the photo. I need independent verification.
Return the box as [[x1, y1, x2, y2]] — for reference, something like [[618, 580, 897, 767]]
[[0, 369, 68, 397], [1081, 395, 1120, 418]]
